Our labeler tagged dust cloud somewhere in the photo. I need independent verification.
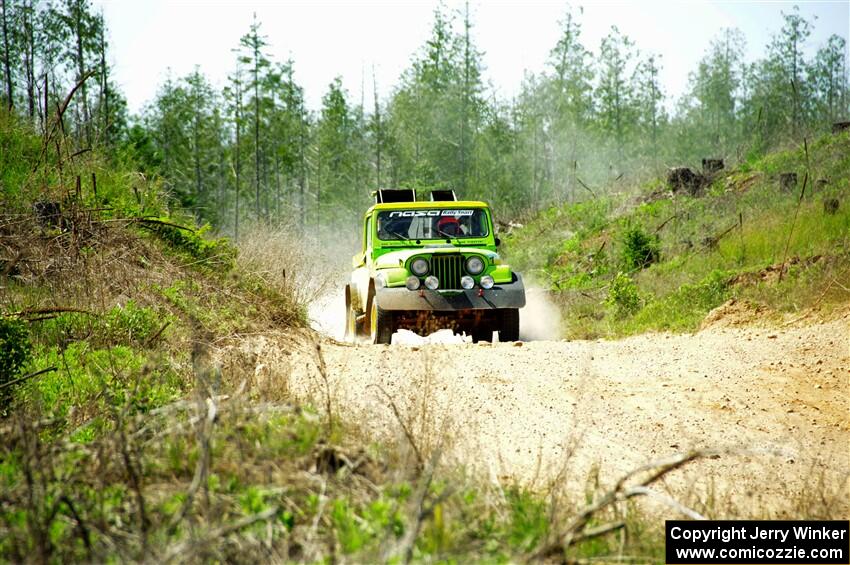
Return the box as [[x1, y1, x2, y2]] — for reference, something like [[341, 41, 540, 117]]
[[308, 285, 347, 341], [519, 286, 563, 341]]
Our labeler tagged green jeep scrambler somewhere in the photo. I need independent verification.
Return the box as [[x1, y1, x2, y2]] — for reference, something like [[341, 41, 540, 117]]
[[345, 189, 526, 344]]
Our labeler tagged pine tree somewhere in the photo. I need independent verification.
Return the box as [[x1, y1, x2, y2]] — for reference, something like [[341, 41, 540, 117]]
[[546, 6, 593, 200], [225, 64, 244, 239], [238, 14, 270, 220], [810, 34, 848, 124], [633, 54, 666, 169], [596, 26, 637, 165]]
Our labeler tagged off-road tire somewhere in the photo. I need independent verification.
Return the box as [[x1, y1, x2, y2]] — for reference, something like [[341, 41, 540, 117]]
[[345, 304, 358, 341], [370, 301, 394, 344], [344, 286, 357, 341], [500, 308, 520, 341]]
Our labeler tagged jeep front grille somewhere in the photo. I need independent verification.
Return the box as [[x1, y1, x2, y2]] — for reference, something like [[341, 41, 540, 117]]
[[431, 255, 464, 290]]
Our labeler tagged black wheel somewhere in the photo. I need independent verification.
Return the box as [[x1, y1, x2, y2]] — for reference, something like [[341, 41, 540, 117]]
[[500, 308, 520, 341], [370, 300, 394, 344]]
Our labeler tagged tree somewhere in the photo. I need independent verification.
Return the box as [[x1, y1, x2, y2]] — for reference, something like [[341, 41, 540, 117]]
[[1, 0, 13, 110], [810, 34, 848, 124], [545, 6, 594, 200], [238, 14, 270, 220], [316, 77, 358, 219], [633, 54, 666, 169], [595, 26, 637, 164], [224, 64, 244, 239], [756, 6, 814, 140], [63, 0, 100, 144], [683, 28, 745, 157]]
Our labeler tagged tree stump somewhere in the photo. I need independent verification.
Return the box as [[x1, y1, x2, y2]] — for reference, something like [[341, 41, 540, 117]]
[[779, 172, 797, 193], [33, 201, 62, 228], [701, 158, 724, 174], [824, 198, 839, 215], [832, 121, 850, 134], [667, 167, 705, 196]]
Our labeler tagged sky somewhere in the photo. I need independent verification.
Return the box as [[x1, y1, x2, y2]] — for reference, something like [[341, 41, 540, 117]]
[[91, 0, 850, 116]]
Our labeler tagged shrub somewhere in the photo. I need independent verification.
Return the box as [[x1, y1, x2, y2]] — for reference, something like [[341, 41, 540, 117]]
[[142, 219, 236, 269], [606, 272, 641, 318], [102, 301, 163, 346], [0, 316, 32, 413], [621, 226, 660, 270]]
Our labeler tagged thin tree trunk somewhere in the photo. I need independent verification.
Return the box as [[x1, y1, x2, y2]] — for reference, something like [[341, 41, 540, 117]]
[[1, 0, 12, 110], [193, 102, 201, 210], [274, 152, 280, 224], [235, 80, 242, 241], [73, 0, 90, 145], [298, 98, 306, 233], [99, 12, 109, 144], [23, 2, 35, 119], [372, 68, 381, 189], [460, 0, 470, 192], [253, 46, 260, 220]]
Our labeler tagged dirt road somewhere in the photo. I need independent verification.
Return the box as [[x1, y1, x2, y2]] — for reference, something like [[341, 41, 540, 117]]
[[225, 312, 849, 517]]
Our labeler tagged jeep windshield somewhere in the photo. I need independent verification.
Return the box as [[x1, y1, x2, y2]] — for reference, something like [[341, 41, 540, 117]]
[[376, 209, 489, 241]]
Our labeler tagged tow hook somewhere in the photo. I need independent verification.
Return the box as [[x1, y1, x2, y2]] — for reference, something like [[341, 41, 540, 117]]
[[419, 289, 425, 298], [478, 288, 484, 297]]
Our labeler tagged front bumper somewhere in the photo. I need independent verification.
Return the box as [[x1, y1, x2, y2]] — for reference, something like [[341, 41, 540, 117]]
[[375, 273, 526, 311]]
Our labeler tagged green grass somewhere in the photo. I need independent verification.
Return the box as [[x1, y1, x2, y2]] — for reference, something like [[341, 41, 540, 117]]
[[505, 131, 850, 338]]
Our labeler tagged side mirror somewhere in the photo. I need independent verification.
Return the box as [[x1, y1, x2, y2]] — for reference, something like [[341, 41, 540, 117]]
[[494, 237, 501, 247]]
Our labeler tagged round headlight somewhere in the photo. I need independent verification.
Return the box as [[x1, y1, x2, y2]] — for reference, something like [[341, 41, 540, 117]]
[[411, 258, 429, 276], [424, 275, 439, 290], [466, 256, 485, 275], [460, 276, 474, 290], [480, 275, 495, 289], [405, 276, 420, 290]]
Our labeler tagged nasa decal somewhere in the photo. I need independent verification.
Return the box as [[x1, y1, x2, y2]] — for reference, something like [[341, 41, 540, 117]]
[[388, 209, 474, 218]]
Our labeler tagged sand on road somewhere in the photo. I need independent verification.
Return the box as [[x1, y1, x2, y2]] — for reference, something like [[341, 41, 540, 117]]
[[221, 314, 849, 517]]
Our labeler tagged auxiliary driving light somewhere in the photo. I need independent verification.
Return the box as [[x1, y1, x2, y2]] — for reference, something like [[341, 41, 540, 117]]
[[411, 258, 429, 276], [424, 275, 440, 290], [460, 275, 475, 290], [465, 256, 485, 275], [480, 275, 495, 289], [405, 276, 421, 290]]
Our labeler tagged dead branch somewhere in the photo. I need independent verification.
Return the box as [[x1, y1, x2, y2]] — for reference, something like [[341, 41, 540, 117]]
[[1, 251, 23, 277], [134, 217, 196, 232], [162, 506, 280, 563], [576, 177, 597, 198], [312, 340, 335, 433], [166, 395, 217, 536], [622, 486, 705, 520], [702, 222, 739, 250], [654, 213, 679, 234], [383, 449, 445, 564], [34, 68, 98, 172], [143, 321, 171, 348], [368, 383, 424, 470], [532, 449, 715, 561], [14, 306, 94, 319], [778, 140, 810, 282], [0, 367, 57, 391]]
